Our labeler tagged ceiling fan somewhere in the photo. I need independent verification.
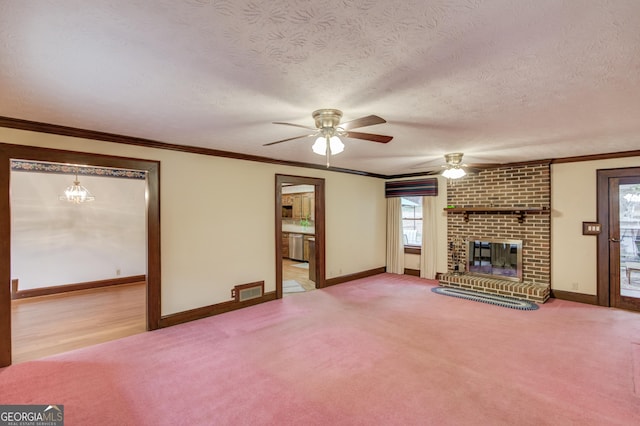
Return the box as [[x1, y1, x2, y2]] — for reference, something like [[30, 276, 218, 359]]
[[441, 152, 469, 179], [263, 109, 393, 167], [415, 153, 486, 179]]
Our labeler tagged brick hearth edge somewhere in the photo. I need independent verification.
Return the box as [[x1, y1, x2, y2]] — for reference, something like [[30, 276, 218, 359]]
[[439, 273, 550, 303]]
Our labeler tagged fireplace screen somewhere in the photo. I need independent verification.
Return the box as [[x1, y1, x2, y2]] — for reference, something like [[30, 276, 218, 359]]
[[467, 239, 523, 282]]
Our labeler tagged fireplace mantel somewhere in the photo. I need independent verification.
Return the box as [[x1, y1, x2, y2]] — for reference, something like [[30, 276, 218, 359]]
[[444, 206, 550, 223]]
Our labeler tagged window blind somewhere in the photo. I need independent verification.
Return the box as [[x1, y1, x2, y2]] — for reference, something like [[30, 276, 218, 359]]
[[385, 178, 438, 198]]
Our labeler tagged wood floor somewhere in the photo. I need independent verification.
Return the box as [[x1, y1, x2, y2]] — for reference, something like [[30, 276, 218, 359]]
[[283, 258, 316, 293], [11, 264, 314, 364], [11, 282, 146, 364]]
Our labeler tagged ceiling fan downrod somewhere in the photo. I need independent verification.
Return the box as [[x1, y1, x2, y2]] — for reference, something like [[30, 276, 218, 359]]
[[325, 135, 331, 168]]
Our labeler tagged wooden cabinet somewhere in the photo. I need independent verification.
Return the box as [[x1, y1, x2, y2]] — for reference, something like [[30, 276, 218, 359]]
[[302, 193, 314, 220], [282, 192, 315, 220], [292, 193, 314, 220], [282, 195, 294, 206], [282, 232, 289, 258], [308, 238, 316, 282], [303, 235, 311, 261], [292, 195, 303, 219]]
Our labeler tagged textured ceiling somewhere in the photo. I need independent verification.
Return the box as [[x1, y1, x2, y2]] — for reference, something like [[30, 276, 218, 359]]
[[1, 0, 639, 175]]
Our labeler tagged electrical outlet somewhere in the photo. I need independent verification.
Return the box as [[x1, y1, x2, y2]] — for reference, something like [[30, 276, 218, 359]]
[[116, 269, 121, 276], [571, 282, 579, 290]]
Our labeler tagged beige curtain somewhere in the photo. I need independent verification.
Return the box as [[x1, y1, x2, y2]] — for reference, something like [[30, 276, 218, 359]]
[[420, 195, 438, 279], [386, 197, 405, 274]]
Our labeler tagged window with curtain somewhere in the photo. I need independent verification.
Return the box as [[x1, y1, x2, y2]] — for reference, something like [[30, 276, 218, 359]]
[[401, 196, 422, 246]]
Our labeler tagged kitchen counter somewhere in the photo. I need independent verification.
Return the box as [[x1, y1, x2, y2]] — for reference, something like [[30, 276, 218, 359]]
[[282, 224, 315, 235]]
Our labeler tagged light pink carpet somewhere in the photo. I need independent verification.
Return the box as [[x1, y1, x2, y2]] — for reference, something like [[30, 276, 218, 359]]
[[2, 273, 640, 425]]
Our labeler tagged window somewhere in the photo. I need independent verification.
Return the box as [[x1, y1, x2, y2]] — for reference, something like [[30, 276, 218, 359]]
[[401, 197, 422, 246]]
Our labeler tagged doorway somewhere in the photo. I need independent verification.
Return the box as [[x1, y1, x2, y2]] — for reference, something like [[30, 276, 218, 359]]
[[281, 183, 315, 295], [275, 175, 325, 298], [597, 167, 640, 311], [10, 160, 147, 363], [0, 142, 161, 367]]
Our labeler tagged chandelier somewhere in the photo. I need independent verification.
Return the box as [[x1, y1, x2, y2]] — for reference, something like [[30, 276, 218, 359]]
[[59, 169, 95, 204]]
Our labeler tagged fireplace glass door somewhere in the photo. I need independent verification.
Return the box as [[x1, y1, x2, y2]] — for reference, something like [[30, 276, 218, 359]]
[[467, 239, 523, 282]]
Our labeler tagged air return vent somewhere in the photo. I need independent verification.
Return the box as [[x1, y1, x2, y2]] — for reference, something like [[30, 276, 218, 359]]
[[231, 281, 264, 302]]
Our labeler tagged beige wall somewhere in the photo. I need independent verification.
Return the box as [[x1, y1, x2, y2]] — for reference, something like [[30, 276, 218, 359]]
[[13, 124, 636, 306], [551, 156, 640, 294], [0, 127, 386, 315]]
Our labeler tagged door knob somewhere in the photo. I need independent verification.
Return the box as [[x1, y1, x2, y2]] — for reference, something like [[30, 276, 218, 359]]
[[609, 238, 620, 243]]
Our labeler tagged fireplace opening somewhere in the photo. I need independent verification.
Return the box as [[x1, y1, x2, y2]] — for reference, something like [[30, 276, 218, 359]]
[[467, 239, 523, 282]]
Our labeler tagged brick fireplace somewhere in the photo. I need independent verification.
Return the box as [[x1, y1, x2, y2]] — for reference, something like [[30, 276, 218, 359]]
[[440, 163, 551, 303]]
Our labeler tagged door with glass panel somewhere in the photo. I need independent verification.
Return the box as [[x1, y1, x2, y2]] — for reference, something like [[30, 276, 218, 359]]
[[609, 176, 640, 311]]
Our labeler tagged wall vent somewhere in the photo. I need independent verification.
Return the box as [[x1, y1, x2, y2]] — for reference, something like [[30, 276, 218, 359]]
[[231, 281, 264, 302]]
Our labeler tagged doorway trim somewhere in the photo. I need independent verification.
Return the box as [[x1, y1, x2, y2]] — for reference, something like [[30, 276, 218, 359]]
[[0, 142, 161, 367], [596, 167, 640, 308], [275, 174, 325, 298]]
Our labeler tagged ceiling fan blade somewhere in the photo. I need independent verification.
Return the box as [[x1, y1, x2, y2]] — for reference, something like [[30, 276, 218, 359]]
[[272, 121, 316, 131], [341, 115, 386, 130], [263, 134, 312, 146], [410, 163, 444, 170], [345, 131, 393, 143], [464, 163, 501, 172]]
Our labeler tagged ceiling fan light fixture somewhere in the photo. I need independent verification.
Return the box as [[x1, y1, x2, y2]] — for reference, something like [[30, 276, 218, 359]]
[[312, 136, 344, 155], [329, 136, 344, 155], [266, 109, 390, 168], [441, 152, 467, 179], [442, 167, 466, 179]]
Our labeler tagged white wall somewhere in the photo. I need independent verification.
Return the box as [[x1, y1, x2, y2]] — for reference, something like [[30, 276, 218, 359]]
[[551, 156, 640, 294], [11, 171, 146, 289], [0, 127, 387, 315]]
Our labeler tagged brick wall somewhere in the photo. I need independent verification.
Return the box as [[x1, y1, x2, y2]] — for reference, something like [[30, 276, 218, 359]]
[[446, 163, 551, 286]]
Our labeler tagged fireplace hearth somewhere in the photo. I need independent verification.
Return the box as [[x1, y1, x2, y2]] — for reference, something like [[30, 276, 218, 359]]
[[440, 238, 546, 303]]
